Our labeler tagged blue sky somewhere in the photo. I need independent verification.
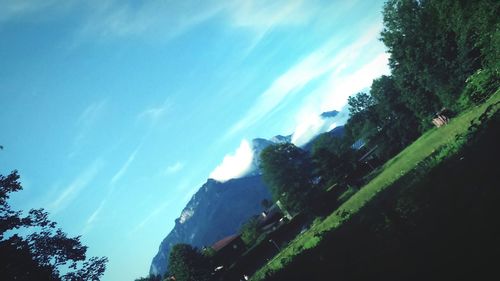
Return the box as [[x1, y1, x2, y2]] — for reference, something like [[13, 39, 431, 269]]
[[0, 0, 389, 280]]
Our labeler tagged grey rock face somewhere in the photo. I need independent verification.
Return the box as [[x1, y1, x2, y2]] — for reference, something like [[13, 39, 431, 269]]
[[149, 175, 271, 277]]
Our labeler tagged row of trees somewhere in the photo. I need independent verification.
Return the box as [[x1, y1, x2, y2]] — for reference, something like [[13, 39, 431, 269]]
[[0, 171, 108, 281], [259, 0, 499, 217]]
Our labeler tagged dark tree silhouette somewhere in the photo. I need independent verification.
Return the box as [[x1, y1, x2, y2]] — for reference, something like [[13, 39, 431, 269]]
[[0, 170, 108, 281]]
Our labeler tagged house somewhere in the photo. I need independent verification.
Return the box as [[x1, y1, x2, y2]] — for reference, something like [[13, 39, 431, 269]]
[[432, 108, 452, 127], [211, 234, 245, 266], [358, 145, 379, 171], [258, 204, 285, 232]]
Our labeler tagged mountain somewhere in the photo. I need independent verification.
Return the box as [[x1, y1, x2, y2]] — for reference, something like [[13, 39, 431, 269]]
[[149, 175, 271, 276], [149, 112, 341, 276], [302, 125, 345, 152], [149, 134, 294, 276], [249, 135, 292, 175], [320, 110, 339, 118]]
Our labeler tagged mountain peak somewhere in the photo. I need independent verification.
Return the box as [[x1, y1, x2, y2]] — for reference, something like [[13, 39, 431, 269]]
[[320, 110, 339, 119]]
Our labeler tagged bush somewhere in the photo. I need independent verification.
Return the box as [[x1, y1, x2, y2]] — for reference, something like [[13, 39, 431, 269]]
[[458, 69, 500, 108]]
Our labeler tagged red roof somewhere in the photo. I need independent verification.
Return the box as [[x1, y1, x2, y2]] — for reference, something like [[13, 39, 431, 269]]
[[211, 234, 240, 251]]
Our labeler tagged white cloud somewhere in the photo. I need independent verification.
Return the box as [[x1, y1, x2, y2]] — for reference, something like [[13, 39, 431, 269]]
[[224, 24, 383, 140], [292, 112, 328, 146], [291, 52, 390, 146], [78, 0, 226, 40], [0, 0, 69, 22], [110, 145, 140, 186], [49, 159, 104, 214], [69, 100, 108, 158], [131, 199, 172, 233], [137, 98, 171, 124], [163, 161, 185, 175], [209, 140, 254, 182], [80, 0, 321, 40], [77, 100, 107, 126], [227, 0, 310, 29], [86, 198, 106, 225]]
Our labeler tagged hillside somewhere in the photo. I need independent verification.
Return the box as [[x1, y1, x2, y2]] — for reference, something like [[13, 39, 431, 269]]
[[249, 91, 500, 280], [149, 175, 271, 276]]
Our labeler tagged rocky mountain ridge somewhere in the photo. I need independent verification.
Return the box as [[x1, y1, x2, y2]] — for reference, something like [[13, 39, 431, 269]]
[[149, 110, 346, 276]]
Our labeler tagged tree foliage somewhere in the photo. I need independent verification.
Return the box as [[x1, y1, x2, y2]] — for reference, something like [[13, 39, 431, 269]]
[[239, 216, 261, 247], [381, 0, 499, 119], [168, 244, 211, 281], [260, 143, 314, 214], [347, 92, 376, 117], [311, 133, 357, 186], [0, 171, 108, 281]]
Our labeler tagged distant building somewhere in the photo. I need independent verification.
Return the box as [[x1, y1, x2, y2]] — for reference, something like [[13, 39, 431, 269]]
[[351, 139, 366, 150], [259, 204, 284, 232], [211, 234, 245, 266], [432, 108, 452, 127]]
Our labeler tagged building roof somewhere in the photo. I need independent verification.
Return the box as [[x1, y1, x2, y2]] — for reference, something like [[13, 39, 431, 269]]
[[351, 139, 366, 150], [211, 234, 240, 251], [359, 145, 378, 162]]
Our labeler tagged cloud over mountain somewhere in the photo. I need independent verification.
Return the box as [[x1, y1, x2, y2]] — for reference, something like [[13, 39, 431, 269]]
[[209, 139, 254, 182]]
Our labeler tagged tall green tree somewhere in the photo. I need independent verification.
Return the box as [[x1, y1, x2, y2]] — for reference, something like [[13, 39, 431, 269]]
[[168, 244, 211, 281], [344, 92, 380, 144], [381, 0, 499, 117], [311, 133, 357, 186], [260, 143, 314, 214], [239, 216, 261, 247], [369, 75, 420, 158]]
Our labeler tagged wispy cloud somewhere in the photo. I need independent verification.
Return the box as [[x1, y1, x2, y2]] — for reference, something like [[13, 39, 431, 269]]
[[209, 139, 254, 182], [131, 199, 172, 234], [163, 161, 185, 175], [222, 24, 385, 142], [2, 0, 332, 54], [78, 0, 227, 41], [291, 52, 390, 146], [69, 100, 108, 158], [0, 0, 69, 22], [78, 0, 320, 40], [83, 142, 144, 231], [81, 198, 107, 234], [227, 0, 313, 29], [137, 98, 171, 125], [86, 198, 107, 225], [77, 100, 107, 126], [110, 145, 141, 187], [49, 159, 104, 214]]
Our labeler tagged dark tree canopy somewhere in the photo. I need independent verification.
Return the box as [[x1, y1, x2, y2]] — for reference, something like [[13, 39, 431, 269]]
[[239, 216, 261, 246], [260, 143, 314, 214], [381, 0, 499, 119], [347, 92, 376, 117], [168, 244, 211, 281], [311, 133, 357, 186], [0, 171, 107, 281]]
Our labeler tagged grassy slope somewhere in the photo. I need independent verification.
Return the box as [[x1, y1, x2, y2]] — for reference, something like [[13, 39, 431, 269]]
[[251, 90, 500, 281]]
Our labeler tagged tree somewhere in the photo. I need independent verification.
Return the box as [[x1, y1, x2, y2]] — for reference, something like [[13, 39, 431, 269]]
[[260, 143, 314, 214], [380, 0, 499, 117], [311, 133, 357, 187], [134, 275, 161, 281], [0, 171, 108, 281], [168, 244, 211, 281], [369, 75, 421, 158], [347, 92, 375, 117], [239, 216, 261, 247]]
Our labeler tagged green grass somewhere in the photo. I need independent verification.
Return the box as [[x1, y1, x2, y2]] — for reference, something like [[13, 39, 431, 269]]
[[250, 89, 500, 281]]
